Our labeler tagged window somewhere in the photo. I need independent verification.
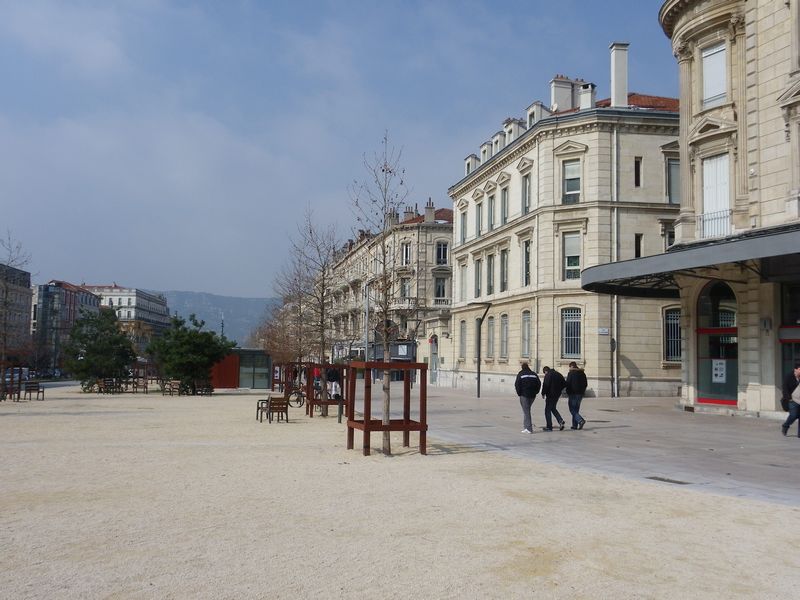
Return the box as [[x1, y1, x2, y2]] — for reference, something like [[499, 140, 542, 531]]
[[127, 297, 132, 306], [522, 174, 531, 214], [460, 211, 467, 243], [665, 228, 676, 250], [486, 316, 495, 358], [701, 153, 730, 237], [487, 195, 495, 231], [563, 159, 580, 204], [400, 278, 411, 298], [475, 203, 483, 237], [523, 240, 531, 286], [501, 188, 509, 224], [435, 277, 446, 299], [667, 158, 680, 204], [436, 241, 448, 265], [126, 310, 131, 319], [474, 259, 482, 298], [521, 310, 531, 357], [500, 314, 509, 358], [634, 234, 643, 258], [459, 264, 467, 301], [702, 43, 726, 108], [561, 308, 581, 358], [500, 249, 508, 292], [563, 232, 581, 280], [459, 320, 466, 359], [401, 242, 412, 265], [487, 255, 494, 295], [664, 308, 681, 362], [634, 157, 642, 187]]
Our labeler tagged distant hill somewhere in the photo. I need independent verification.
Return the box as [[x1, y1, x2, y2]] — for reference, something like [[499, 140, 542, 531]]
[[159, 291, 279, 346]]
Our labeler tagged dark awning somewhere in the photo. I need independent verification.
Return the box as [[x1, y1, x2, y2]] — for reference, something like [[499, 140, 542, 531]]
[[581, 226, 800, 298]]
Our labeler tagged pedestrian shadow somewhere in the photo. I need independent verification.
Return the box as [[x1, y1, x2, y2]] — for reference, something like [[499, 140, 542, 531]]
[[426, 442, 495, 456]]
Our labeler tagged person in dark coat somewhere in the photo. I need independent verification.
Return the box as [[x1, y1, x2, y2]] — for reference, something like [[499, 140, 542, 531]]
[[781, 362, 800, 436], [514, 361, 541, 434], [565, 361, 588, 430], [541, 366, 566, 431], [326, 366, 341, 399]]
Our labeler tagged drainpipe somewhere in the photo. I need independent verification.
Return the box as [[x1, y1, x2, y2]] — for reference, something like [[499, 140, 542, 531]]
[[611, 125, 620, 398]]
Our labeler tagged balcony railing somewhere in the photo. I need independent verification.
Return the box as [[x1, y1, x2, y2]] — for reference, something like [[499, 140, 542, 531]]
[[697, 209, 732, 239], [433, 298, 451, 307]]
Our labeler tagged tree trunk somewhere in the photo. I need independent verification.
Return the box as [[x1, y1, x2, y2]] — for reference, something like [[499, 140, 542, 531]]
[[382, 347, 391, 454]]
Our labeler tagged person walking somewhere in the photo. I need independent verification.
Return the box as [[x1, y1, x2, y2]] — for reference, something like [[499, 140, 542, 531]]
[[781, 362, 800, 437], [541, 366, 566, 431], [565, 361, 588, 430], [514, 362, 541, 434]]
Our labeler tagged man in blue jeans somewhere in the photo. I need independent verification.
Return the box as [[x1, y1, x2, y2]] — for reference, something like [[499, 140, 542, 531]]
[[781, 362, 800, 437], [565, 361, 588, 430], [514, 362, 541, 434]]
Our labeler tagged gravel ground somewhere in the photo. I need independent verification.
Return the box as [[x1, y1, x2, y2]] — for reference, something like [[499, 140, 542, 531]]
[[1, 387, 797, 599]]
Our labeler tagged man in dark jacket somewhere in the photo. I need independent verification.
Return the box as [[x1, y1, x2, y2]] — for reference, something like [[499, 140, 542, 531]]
[[541, 366, 566, 431], [565, 361, 588, 430], [514, 362, 541, 434], [781, 362, 800, 436]]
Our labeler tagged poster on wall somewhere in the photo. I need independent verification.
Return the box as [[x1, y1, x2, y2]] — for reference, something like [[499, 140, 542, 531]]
[[712, 359, 727, 383]]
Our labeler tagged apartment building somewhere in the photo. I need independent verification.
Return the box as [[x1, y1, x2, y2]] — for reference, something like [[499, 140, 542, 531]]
[[584, 0, 800, 413], [83, 284, 171, 355], [329, 200, 453, 381], [31, 280, 100, 372], [0, 263, 33, 364], [448, 44, 682, 396]]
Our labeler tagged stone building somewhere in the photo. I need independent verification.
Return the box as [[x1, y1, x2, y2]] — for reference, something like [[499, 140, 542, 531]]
[[83, 284, 171, 355], [0, 263, 33, 364], [329, 200, 452, 380], [448, 43, 682, 396], [584, 0, 800, 413], [31, 280, 100, 372]]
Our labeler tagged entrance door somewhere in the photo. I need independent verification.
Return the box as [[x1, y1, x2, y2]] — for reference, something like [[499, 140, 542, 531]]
[[697, 281, 738, 405], [430, 338, 439, 384]]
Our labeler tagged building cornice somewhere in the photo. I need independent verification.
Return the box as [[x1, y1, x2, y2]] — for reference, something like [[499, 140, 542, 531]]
[[448, 110, 678, 199]]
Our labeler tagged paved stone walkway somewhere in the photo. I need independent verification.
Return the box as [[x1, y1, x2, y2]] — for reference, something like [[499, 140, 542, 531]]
[[353, 382, 799, 505]]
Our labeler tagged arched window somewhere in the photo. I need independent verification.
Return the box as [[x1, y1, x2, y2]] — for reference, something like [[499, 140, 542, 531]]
[[500, 314, 509, 358], [486, 316, 495, 358], [663, 308, 681, 362], [458, 320, 466, 359], [561, 307, 581, 358], [521, 310, 531, 358]]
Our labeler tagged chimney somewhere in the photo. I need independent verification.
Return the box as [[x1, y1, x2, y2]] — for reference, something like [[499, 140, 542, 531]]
[[579, 82, 597, 110], [424, 198, 435, 223], [385, 210, 399, 227], [610, 42, 629, 108], [402, 205, 415, 222], [550, 75, 574, 111]]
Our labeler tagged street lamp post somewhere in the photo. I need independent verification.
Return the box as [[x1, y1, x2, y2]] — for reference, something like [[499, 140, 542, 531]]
[[468, 302, 492, 398]]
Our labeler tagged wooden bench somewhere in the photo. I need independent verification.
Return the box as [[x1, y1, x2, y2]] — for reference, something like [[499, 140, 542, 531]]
[[161, 380, 182, 396], [266, 396, 289, 423], [22, 381, 44, 401], [100, 378, 122, 394]]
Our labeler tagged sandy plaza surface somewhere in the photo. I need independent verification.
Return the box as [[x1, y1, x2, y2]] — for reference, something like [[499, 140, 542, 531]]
[[1, 386, 798, 599]]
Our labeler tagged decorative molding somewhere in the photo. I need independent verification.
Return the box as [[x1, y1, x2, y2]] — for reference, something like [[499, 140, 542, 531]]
[[496, 171, 511, 186], [674, 38, 694, 62], [553, 217, 589, 235], [471, 189, 485, 200], [553, 140, 589, 156], [516, 157, 533, 173], [457, 198, 469, 210], [483, 180, 497, 193]]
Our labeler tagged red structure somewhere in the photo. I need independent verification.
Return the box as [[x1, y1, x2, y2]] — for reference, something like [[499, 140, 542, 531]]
[[211, 354, 240, 389], [346, 361, 428, 456]]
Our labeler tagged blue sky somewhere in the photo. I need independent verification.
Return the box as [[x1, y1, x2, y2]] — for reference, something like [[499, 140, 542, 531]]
[[0, 0, 676, 297]]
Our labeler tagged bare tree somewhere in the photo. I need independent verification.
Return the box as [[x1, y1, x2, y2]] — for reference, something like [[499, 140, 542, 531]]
[[349, 133, 410, 455], [291, 208, 339, 372], [0, 231, 32, 398], [272, 257, 314, 369]]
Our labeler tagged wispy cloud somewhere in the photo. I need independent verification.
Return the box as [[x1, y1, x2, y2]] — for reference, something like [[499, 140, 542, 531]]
[[0, 1, 131, 79]]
